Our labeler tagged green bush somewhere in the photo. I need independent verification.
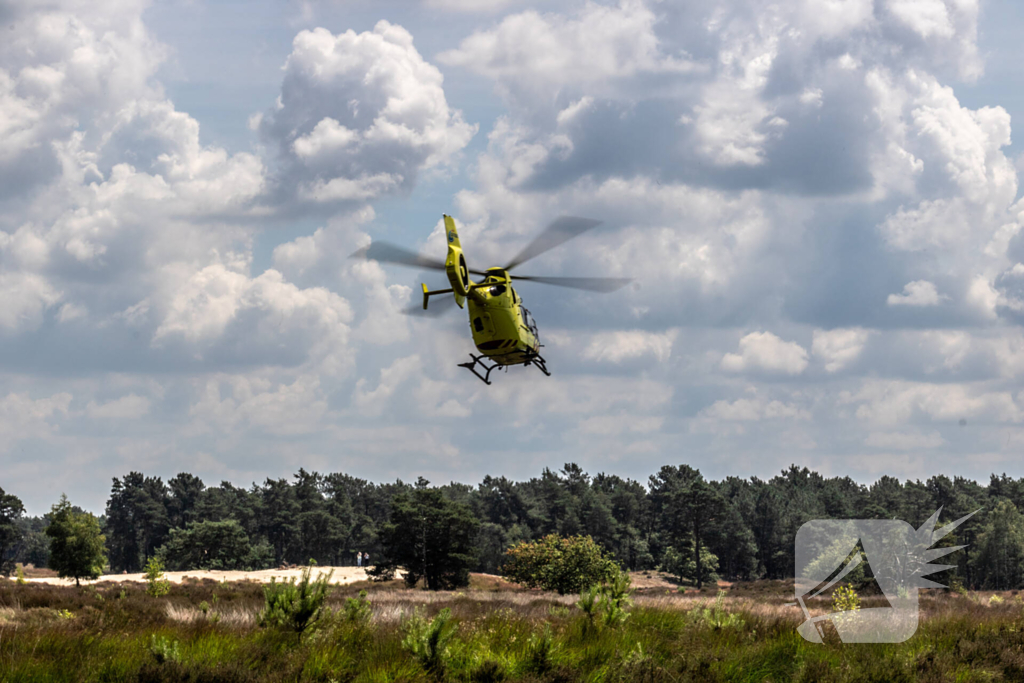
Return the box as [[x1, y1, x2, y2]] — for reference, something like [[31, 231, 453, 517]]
[[342, 589, 372, 623], [258, 566, 333, 638], [690, 589, 742, 630], [157, 520, 274, 571], [659, 542, 720, 586], [501, 534, 619, 595], [523, 624, 557, 674], [144, 557, 171, 597], [576, 571, 633, 635], [149, 635, 181, 665], [401, 607, 456, 677]]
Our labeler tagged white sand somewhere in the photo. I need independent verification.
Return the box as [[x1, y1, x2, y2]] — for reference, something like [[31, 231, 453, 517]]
[[23, 566, 391, 586]]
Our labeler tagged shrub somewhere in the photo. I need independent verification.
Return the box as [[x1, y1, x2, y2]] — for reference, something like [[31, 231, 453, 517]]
[[501, 534, 619, 595], [342, 589, 372, 623], [831, 584, 860, 613], [149, 635, 181, 665], [523, 624, 557, 674], [258, 566, 333, 638], [658, 543, 720, 586], [690, 590, 742, 629], [401, 607, 456, 678], [145, 557, 171, 597], [157, 519, 273, 571], [577, 571, 633, 635]]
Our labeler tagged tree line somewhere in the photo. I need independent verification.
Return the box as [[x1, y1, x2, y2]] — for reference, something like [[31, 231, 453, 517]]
[[4, 464, 1024, 589]]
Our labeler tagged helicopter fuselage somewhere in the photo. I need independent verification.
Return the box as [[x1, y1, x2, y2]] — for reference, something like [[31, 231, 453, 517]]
[[466, 268, 541, 366]]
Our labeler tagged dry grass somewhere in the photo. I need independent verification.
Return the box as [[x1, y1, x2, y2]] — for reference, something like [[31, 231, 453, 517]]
[[5, 576, 1024, 682]]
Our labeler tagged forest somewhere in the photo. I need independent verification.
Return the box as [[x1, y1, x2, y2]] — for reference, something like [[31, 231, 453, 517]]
[[3, 464, 1024, 589]]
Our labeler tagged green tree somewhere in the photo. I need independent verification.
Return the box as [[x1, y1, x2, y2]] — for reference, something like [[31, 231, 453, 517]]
[[46, 494, 107, 586], [167, 473, 205, 529], [14, 516, 50, 569], [158, 519, 273, 571], [974, 500, 1024, 589], [501, 534, 620, 594], [104, 472, 171, 572], [659, 539, 720, 586], [650, 465, 725, 589], [0, 486, 25, 576], [259, 478, 299, 565], [373, 478, 479, 590]]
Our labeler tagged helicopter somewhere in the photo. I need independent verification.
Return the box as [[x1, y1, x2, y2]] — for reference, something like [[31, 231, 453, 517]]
[[352, 215, 631, 384]]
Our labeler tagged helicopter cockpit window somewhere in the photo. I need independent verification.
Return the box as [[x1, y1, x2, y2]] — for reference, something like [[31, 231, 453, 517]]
[[489, 285, 506, 296], [522, 307, 538, 336]]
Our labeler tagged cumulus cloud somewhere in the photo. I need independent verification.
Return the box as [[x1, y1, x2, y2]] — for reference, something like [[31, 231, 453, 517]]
[[581, 329, 677, 364], [86, 394, 151, 419], [700, 396, 811, 421], [721, 331, 809, 375], [5, 0, 1024, 511], [887, 280, 947, 306], [864, 430, 945, 450], [812, 328, 872, 373], [0, 391, 72, 443], [424, 0, 525, 10], [844, 379, 1024, 425], [437, 0, 698, 103], [259, 21, 476, 207]]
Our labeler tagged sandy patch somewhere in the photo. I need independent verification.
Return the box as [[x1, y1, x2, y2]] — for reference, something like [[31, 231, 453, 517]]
[[24, 566, 390, 586]]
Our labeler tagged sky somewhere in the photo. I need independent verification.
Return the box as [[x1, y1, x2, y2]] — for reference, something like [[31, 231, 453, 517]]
[[4, 0, 1024, 515]]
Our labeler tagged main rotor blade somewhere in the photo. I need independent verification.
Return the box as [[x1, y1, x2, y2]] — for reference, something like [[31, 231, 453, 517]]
[[351, 241, 487, 275], [351, 242, 446, 270], [400, 293, 459, 317], [512, 275, 633, 292], [504, 216, 603, 271]]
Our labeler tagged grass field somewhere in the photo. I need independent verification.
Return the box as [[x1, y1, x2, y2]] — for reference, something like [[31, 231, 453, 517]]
[[1, 573, 1023, 682]]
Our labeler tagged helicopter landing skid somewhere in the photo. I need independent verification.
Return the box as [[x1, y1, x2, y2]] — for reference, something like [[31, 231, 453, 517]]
[[458, 354, 501, 385], [523, 351, 551, 377], [459, 351, 551, 385]]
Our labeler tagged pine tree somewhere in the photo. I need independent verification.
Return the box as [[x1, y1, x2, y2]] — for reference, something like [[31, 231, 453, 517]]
[[46, 494, 107, 586]]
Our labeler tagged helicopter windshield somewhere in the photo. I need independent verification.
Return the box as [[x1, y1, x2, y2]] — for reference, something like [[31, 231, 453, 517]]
[[521, 307, 539, 339]]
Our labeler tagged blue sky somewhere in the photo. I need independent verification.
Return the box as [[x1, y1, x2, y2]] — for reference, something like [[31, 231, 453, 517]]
[[4, 0, 1024, 515]]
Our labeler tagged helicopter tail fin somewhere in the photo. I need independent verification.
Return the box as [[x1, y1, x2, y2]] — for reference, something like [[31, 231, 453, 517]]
[[443, 214, 470, 303], [443, 214, 462, 249]]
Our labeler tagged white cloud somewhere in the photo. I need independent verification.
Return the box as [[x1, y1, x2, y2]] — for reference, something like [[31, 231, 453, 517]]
[[0, 272, 62, 332], [887, 0, 955, 40], [845, 379, 1024, 425], [812, 328, 872, 372], [353, 354, 422, 417], [701, 397, 811, 421], [0, 391, 72, 444], [189, 374, 329, 436], [722, 331, 809, 375], [260, 21, 476, 204], [424, 0, 524, 11], [864, 430, 945, 450], [581, 329, 677, 364], [86, 394, 151, 419], [437, 0, 698, 102], [887, 280, 946, 306]]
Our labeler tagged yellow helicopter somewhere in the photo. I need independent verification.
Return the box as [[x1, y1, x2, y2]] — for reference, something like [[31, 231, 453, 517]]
[[352, 215, 631, 384]]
